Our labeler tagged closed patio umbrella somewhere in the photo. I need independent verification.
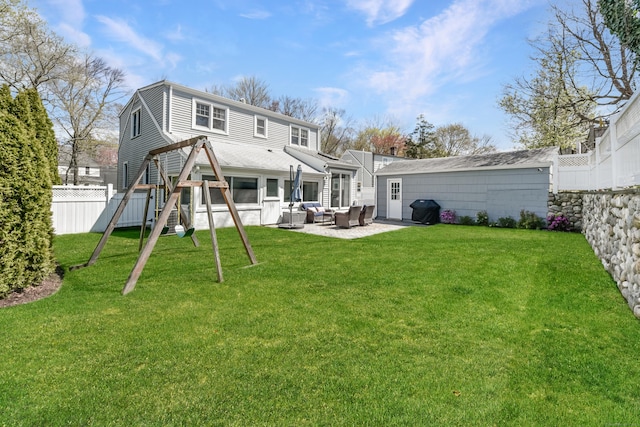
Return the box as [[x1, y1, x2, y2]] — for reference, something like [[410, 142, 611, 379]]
[[292, 164, 302, 203], [278, 164, 304, 229]]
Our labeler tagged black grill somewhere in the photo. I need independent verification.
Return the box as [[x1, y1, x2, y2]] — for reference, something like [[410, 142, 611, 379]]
[[409, 199, 440, 224]]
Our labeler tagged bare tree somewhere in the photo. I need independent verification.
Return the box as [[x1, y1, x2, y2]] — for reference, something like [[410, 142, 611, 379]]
[[320, 107, 355, 155], [553, 0, 636, 111], [49, 55, 126, 185], [211, 75, 272, 108], [276, 95, 318, 123], [433, 124, 496, 157]]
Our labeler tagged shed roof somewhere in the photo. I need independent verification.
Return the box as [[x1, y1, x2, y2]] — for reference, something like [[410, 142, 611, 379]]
[[375, 147, 558, 176]]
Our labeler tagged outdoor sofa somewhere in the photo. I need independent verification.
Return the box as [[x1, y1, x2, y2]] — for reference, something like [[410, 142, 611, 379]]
[[300, 202, 334, 224]]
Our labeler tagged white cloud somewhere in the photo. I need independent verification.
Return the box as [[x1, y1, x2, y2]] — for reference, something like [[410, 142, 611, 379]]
[[56, 22, 91, 47], [95, 15, 164, 62], [346, 0, 414, 26], [239, 10, 272, 19], [47, 0, 86, 24], [38, 0, 91, 47], [165, 24, 185, 42], [362, 0, 540, 121], [165, 52, 182, 70], [314, 87, 350, 108]]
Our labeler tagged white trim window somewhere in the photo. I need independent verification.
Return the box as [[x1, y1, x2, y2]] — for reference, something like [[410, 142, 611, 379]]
[[131, 108, 141, 138], [192, 99, 228, 134], [254, 115, 268, 138], [290, 125, 309, 147], [201, 175, 258, 205]]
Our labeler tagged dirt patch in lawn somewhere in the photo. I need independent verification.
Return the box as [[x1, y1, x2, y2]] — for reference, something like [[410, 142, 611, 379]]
[[0, 266, 64, 309]]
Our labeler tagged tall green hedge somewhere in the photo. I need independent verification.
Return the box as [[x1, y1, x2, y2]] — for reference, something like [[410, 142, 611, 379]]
[[0, 85, 55, 298]]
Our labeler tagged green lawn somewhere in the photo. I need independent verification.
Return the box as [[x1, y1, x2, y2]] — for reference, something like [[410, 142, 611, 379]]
[[1, 225, 639, 425]]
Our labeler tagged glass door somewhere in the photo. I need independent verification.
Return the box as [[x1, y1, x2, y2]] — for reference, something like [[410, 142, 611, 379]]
[[331, 173, 351, 208]]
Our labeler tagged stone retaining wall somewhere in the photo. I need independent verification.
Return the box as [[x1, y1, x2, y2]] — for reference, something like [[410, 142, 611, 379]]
[[548, 192, 583, 231], [581, 191, 640, 318]]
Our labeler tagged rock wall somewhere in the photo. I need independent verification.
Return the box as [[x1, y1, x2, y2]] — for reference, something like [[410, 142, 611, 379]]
[[548, 192, 583, 231], [582, 191, 640, 318]]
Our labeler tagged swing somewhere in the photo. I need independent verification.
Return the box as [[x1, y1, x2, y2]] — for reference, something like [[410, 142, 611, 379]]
[[71, 136, 257, 295], [174, 190, 195, 237], [154, 155, 169, 235], [174, 156, 195, 238]]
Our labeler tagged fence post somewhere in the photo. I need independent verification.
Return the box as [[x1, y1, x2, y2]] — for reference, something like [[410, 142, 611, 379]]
[[552, 152, 559, 194], [107, 183, 114, 201], [610, 114, 618, 190]]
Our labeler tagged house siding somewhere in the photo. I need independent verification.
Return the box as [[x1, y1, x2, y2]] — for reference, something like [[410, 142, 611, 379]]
[[118, 92, 173, 190], [167, 87, 319, 151], [376, 167, 550, 222]]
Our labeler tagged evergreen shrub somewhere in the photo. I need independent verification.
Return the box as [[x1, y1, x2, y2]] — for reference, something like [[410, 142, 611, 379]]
[[0, 86, 55, 298]]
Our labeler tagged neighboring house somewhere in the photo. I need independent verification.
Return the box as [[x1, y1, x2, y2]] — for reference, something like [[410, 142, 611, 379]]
[[118, 80, 357, 227], [58, 146, 117, 186], [375, 147, 558, 223], [340, 150, 411, 205]]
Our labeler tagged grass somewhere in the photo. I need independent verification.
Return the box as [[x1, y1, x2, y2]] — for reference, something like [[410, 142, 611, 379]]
[[1, 224, 639, 425]]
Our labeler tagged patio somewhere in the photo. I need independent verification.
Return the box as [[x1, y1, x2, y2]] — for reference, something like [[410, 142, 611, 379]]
[[282, 220, 410, 239]]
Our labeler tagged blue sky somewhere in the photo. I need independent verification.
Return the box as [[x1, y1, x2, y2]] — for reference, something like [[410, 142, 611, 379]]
[[29, 0, 554, 151]]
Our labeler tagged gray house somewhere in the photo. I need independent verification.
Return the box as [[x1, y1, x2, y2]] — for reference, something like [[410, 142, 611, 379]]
[[375, 147, 558, 223], [118, 80, 358, 227], [340, 149, 411, 205]]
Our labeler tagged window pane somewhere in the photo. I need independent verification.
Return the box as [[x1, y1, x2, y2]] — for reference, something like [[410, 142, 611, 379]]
[[341, 174, 350, 207], [291, 127, 299, 145], [256, 118, 266, 136], [266, 178, 278, 197], [391, 182, 400, 200], [232, 177, 258, 203], [284, 179, 292, 202], [201, 174, 226, 204], [196, 103, 209, 127], [300, 129, 308, 146], [302, 181, 318, 201], [212, 107, 226, 130], [132, 110, 141, 136]]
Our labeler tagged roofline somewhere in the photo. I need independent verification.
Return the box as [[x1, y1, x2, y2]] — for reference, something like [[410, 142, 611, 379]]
[[375, 161, 554, 176], [122, 80, 321, 130]]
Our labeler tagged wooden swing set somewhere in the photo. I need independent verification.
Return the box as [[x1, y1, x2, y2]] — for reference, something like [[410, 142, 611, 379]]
[[71, 136, 258, 295]]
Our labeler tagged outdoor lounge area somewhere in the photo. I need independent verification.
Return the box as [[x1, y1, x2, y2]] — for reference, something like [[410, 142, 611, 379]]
[[299, 204, 376, 229]]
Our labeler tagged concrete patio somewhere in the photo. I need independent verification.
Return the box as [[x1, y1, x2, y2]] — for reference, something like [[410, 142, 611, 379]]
[[278, 220, 412, 239]]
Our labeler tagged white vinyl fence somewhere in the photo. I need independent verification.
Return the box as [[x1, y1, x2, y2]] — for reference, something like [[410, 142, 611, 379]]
[[52, 184, 153, 234], [557, 90, 640, 191]]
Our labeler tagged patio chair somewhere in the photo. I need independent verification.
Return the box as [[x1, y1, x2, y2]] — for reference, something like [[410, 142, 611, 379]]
[[359, 204, 375, 226], [335, 205, 362, 228]]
